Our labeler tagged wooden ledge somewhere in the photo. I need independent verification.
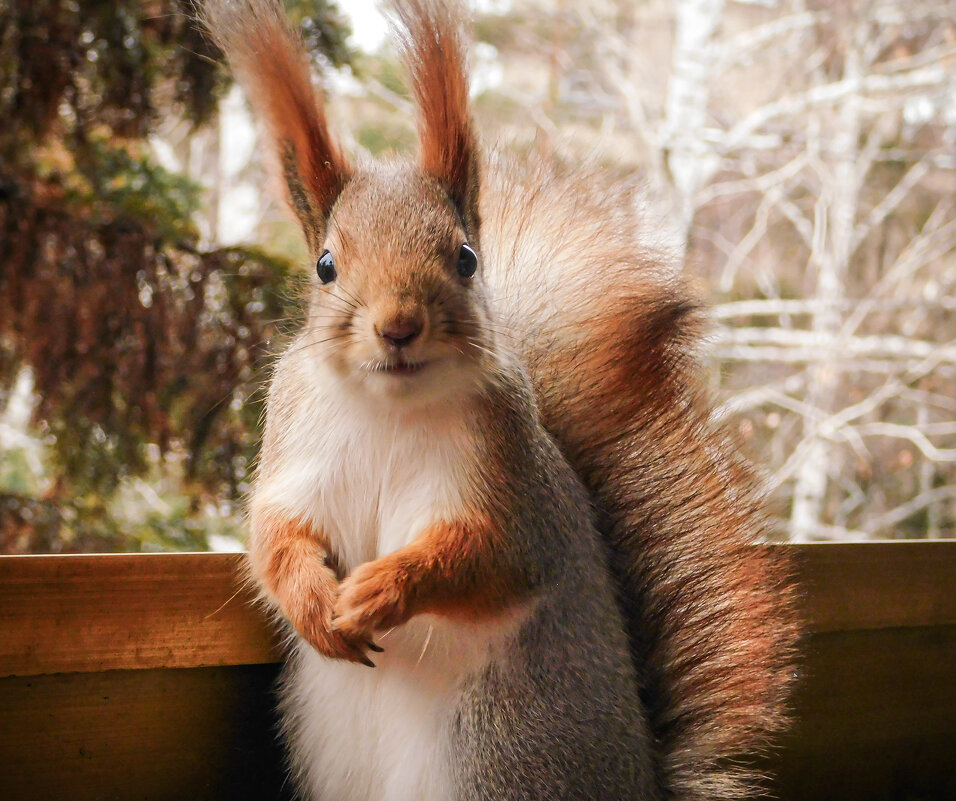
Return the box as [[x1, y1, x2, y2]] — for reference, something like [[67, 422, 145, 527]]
[[0, 552, 281, 678], [1, 541, 954, 678], [793, 541, 956, 634]]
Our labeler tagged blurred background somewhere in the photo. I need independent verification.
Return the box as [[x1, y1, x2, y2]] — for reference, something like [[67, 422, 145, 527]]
[[1, 0, 954, 553]]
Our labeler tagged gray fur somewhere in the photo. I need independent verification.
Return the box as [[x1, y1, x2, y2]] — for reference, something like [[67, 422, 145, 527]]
[[451, 364, 655, 800]]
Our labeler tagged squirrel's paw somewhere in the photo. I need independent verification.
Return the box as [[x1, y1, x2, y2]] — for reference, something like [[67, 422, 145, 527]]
[[288, 577, 383, 668], [332, 559, 409, 641], [301, 615, 382, 668]]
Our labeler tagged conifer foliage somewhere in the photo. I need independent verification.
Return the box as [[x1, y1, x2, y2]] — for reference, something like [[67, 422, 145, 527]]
[[0, 0, 351, 551]]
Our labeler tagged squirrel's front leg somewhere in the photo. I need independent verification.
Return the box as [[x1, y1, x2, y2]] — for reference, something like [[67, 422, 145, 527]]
[[249, 510, 379, 666], [332, 513, 528, 640]]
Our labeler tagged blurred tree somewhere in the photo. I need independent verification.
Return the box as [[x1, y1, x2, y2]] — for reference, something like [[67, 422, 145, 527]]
[[459, 0, 956, 540], [0, 0, 353, 552]]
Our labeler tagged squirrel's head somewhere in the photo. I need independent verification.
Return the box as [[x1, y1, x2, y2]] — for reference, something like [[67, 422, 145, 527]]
[[307, 165, 492, 403], [205, 0, 492, 404]]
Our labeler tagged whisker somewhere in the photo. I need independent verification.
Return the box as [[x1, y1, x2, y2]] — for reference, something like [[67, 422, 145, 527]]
[[441, 318, 518, 349], [416, 624, 434, 667], [334, 284, 366, 310], [306, 314, 356, 322], [450, 317, 518, 340], [327, 294, 356, 311], [467, 340, 499, 360], [280, 333, 354, 360]]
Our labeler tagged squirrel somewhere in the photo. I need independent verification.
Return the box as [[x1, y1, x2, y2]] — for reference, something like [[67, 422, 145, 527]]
[[202, 1, 798, 800]]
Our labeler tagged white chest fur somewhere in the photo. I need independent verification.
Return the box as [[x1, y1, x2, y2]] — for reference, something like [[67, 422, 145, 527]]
[[285, 611, 510, 801], [258, 377, 513, 801], [256, 378, 475, 569]]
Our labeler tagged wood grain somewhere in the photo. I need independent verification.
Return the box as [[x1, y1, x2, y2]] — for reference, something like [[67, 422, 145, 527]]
[[0, 665, 294, 801], [0, 543, 954, 800], [1, 631, 952, 801], [771, 625, 956, 801], [0, 553, 282, 678], [792, 541, 956, 633], [3, 543, 954, 678]]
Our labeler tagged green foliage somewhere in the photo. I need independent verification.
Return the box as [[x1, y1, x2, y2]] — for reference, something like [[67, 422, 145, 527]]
[[356, 119, 416, 156], [0, 0, 348, 552], [346, 52, 416, 155], [361, 51, 411, 99], [285, 0, 353, 69], [69, 138, 204, 241]]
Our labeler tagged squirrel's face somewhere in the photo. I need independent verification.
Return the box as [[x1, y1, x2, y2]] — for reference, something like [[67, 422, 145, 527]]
[[300, 167, 494, 405]]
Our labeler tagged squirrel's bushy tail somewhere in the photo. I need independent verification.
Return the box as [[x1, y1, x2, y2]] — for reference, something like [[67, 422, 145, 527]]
[[481, 160, 799, 800]]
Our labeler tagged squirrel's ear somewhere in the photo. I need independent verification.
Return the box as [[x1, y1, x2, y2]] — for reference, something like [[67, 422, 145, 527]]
[[202, 0, 350, 250], [391, 0, 480, 233]]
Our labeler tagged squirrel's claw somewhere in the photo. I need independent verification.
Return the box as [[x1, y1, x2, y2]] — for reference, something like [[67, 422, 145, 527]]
[[353, 650, 376, 669], [293, 599, 377, 667], [307, 627, 376, 668]]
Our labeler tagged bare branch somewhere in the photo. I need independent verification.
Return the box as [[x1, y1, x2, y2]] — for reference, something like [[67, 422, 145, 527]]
[[852, 157, 933, 250], [712, 296, 956, 319], [850, 422, 956, 462], [713, 328, 956, 363], [866, 486, 956, 534], [721, 66, 952, 152], [717, 11, 825, 70], [696, 151, 808, 205]]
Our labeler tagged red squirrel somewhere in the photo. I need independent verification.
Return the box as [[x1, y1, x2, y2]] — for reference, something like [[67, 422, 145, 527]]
[[202, 1, 797, 799]]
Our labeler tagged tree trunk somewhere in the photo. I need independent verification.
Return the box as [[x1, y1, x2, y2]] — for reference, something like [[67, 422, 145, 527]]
[[661, 0, 725, 253], [789, 49, 864, 542]]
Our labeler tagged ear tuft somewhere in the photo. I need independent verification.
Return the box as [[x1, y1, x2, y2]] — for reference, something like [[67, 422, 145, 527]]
[[389, 0, 479, 229], [201, 0, 350, 247]]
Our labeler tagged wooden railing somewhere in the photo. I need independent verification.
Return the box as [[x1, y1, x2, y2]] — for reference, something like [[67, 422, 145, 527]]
[[1, 542, 954, 801]]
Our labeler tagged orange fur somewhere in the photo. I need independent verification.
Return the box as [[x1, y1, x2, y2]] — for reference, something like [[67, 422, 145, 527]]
[[390, 0, 479, 229], [528, 288, 798, 799], [249, 512, 372, 665], [481, 157, 798, 799], [206, 2, 798, 796], [332, 513, 526, 640], [203, 0, 350, 246]]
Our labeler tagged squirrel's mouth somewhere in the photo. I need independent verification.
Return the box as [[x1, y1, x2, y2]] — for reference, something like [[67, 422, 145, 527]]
[[371, 359, 428, 376]]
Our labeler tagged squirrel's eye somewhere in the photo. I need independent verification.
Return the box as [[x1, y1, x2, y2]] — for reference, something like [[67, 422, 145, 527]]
[[316, 250, 336, 284], [457, 243, 478, 278]]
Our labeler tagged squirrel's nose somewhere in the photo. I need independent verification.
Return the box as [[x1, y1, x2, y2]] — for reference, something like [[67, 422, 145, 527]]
[[378, 317, 423, 350]]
